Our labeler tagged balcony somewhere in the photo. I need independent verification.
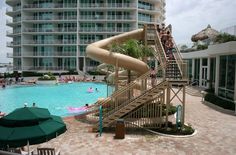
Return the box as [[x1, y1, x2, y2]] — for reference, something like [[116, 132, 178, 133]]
[[30, 51, 77, 57], [7, 30, 21, 36], [22, 66, 76, 71], [7, 52, 21, 58], [23, 16, 77, 21], [79, 27, 134, 33], [6, 18, 21, 26], [79, 3, 136, 8], [7, 41, 21, 47], [23, 28, 77, 33], [6, 6, 21, 16], [23, 3, 77, 9], [79, 15, 135, 21], [6, 0, 19, 6], [23, 40, 76, 45]]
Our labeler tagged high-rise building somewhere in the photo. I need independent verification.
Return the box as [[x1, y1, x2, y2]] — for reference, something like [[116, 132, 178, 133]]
[[6, 0, 165, 73]]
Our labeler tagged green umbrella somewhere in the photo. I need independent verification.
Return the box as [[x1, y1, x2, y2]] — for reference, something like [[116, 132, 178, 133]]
[[0, 107, 51, 127], [0, 107, 67, 149]]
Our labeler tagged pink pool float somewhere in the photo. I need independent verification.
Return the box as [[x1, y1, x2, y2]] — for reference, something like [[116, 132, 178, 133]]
[[67, 106, 88, 113], [87, 87, 94, 93]]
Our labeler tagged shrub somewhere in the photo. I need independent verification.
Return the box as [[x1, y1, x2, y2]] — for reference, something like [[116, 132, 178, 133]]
[[204, 93, 235, 110], [215, 33, 236, 43], [38, 73, 56, 81], [197, 45, 208, 50]]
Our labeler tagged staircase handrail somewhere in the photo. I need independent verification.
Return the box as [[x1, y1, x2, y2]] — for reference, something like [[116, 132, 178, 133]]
[[103, 80, 167, 120], [146, 24, 167, 69], [95, 65, 166, 108], [153, 30, 167, 68]]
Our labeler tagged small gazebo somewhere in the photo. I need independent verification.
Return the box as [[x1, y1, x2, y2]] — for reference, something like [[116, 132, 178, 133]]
[[191, 24, 220, 42]]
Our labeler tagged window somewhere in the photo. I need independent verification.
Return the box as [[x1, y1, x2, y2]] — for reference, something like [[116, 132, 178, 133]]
[[218, 55, 236, 100]]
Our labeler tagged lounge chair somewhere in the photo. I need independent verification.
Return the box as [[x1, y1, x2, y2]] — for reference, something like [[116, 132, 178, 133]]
[[37, 148, 60, 155], [8, 148, 34, 155]]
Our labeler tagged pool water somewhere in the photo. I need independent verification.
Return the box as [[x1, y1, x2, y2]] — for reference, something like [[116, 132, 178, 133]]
[[0, 82, 109, 117]]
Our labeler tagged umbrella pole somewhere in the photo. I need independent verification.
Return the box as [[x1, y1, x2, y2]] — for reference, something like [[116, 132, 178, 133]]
[[27, 140, 29, 155]]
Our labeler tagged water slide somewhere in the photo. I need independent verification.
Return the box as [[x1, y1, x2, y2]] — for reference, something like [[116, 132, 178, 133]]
[[86, 29, 149, 78]]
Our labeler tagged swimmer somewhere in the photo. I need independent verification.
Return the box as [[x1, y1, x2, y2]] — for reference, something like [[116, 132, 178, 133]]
[[95, 88, 99, 92]]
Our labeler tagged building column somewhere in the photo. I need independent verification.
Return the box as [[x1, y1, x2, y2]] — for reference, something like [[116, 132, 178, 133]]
[[207, 57, 211, 88], [192, 59, 195, 82], [199, 58, 203, 87], [83, 57, 86, 72], [215, 56, 220, 95], [234, 63, 236, 114]]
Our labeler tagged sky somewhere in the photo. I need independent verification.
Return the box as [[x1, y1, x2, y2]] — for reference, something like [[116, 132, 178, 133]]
[[0, 0, 236, 63]]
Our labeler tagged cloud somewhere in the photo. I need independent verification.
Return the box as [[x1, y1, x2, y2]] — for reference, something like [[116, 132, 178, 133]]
[[166, 0, 236, 44]]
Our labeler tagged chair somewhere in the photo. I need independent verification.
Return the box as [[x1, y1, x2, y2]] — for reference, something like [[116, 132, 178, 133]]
[[37, 148, 60, 155], [8, 148, 34, 155]]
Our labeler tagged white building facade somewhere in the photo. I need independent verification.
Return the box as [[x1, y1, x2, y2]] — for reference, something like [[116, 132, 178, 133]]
[[182, 41, 236, 102], [6, 0, 166, 73]]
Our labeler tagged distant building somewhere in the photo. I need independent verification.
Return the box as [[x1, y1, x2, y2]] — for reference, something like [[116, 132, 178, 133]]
[[6, 0, 166, 73]]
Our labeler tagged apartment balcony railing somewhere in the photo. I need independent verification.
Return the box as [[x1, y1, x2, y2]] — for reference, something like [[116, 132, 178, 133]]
[[22, 66, 76, 71], [79, 27, 133, 32], [13, 66, 22, 71], [7, 53, 21, 58], [23, 3, 77, 9], [23, 16, 77, 21], [6, 18, 21, 24], [23, 28, 77, 33], [7, 41, 21, 46], [138, 6, 155, 11], [7, 30, 21, 35], [79, 39, 101, 44], [79, 3, 136, 8], [32, 52, 76, 57], [138, 18, 156, 23], [23, 40, 76, 45], [79, 15, 134, 21], [6, 6, 21, 13]]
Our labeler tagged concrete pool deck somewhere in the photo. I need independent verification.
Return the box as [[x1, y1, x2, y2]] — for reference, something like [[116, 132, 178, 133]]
[[31, 93, 236, 155]]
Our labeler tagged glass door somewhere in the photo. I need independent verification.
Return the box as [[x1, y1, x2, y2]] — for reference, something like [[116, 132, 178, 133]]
[[201, 67, 208, 88]]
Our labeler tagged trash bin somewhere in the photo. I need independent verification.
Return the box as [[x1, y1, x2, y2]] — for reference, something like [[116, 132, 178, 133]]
[[114, 119, 125, 139]]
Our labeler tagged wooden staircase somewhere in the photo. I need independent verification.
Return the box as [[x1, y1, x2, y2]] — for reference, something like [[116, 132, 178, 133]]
[[91, 24, 188, 131], [96, 80, 167, 128]]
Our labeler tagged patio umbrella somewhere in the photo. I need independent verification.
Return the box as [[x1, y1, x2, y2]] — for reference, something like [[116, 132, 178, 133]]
[[0, 107, 67, 151]]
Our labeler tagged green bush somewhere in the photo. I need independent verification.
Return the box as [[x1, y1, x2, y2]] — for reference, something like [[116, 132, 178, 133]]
[[215, 33, 236, 43], [197, 45, 208, 50], [204, 93, 235, 110], [22, 72, 43, 77], [38, 73, 56, 81]]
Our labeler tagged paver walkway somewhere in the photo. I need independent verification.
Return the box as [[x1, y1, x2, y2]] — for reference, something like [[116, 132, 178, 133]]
[[32, 93, 236, 155]]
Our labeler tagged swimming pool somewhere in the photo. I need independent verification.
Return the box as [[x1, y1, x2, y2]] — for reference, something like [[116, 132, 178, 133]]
[[0, 82, 110, 117]]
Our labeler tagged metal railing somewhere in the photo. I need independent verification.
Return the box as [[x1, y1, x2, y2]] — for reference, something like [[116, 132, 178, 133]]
[[23, 28, 77, 33], [6, 30, 21, 35], [79, 15, 134, 21], [23, 40, 76, 45], [23, 3, 77, 9], [6, 6, 21, 12], [79, 27, 133, 32], [6, 18, 21, 24], [32, 52, 76, 57], [21, 66, 76, 71], [7, 42, 21, 46], [23, 16, 77, 21], [7, 53, 21, 58], [79, 3, 136, 8]]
